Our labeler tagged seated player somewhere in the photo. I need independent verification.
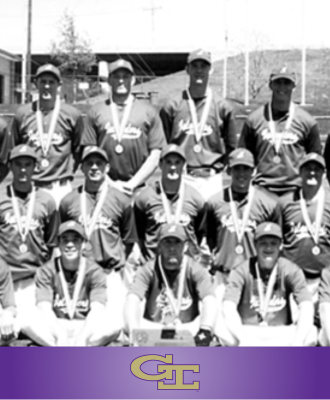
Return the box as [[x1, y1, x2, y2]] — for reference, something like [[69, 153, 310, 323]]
[[218, 222, 316, 346], [27, 221, 120, 346], [0, 261, 17, 346], [124, 223, 217, 346]]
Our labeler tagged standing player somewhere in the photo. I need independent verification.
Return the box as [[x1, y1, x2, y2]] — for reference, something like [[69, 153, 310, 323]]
[[28, 221, 119, 346], [0, 260, 17, 345], [160, 49, 237, 199], [0, 145, 59, 330], [219, 222, 315, 346], [82, 59, 166, 195], [59, 146, 138, 324], [10, 64, 84, 206], [134, 144, 206, 261], [125, 223, 217, 346], [239, 67, 321, 197]]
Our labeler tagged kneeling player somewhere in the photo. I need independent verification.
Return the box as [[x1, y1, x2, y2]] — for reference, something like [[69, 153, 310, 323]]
[[28, 221, 120, 346], [218, 222, 316, 346], [124, 223, 217, 346]]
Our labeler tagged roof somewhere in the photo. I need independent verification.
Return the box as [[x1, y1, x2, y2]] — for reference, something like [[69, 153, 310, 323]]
[[0, 48, 20, 62]]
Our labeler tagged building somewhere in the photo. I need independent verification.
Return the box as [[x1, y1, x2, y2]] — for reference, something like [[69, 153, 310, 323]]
[[0, 48, 20, 104]]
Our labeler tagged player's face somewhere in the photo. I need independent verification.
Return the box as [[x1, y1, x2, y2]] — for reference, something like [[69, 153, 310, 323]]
[[255, 236, 281, 271], [270, 78, 295, 103], [159, 237, 185, 270], [82, 155, 109, 182], [160, 154, 185, 181], [229, 165, 254, 193], [186, 60, 211, 86], [300, 161, 324, 188], [36, 73, 60, 101], [59, 232, 84, 263], [11, 157, 35, 183], [109, 69, 134, 97]]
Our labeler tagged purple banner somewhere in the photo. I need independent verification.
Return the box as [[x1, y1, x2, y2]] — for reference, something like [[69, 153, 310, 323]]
[[0, 348, 328, 399]]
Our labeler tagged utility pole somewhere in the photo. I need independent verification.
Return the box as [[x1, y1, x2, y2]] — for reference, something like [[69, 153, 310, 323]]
[[144, 0, 161, 47], [26, 0, 32, 102], [301, 0, 306, 105], [223, 0, 228, 99], [244, 0, 249, 106]]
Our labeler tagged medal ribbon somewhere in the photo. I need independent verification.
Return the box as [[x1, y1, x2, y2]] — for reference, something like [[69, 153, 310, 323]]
[[57, 256, 87, 320], [36, 95, 61, 158], [268, 102, 295, 154], [158, 255, 188, 319], [186, 87, 213, 144], [10, 185, 36, 245], [110, 94, 134, 144], [159, 181, 185, 224], [228, 185, 255, 245], [80, 182, 108, 240], [255, 262, 278, 322], [299, 186, 325, 246]]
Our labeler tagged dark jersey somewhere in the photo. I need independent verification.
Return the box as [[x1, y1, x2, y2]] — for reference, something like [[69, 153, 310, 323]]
[[0, 118, 11, 182], [160, 91, 237, 170], [239, 103, 321, 192], [82, 98, 166, 181]]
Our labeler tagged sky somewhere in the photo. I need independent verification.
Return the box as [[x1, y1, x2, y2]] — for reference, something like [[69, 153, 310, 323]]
[[0, 0, 330, 57]]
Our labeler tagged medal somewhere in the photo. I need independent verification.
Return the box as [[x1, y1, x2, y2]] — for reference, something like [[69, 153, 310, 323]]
[[115, 144, 124, 154], [19, 243, 28, 253], [273, 155, 281, 164], [41, 158, 49, 168], [255, 262, 278, 325], [235, 244, 244, 255], [193, 144, 202, 153], [159, 180, 185, 225], [312, 246, 321, 256]]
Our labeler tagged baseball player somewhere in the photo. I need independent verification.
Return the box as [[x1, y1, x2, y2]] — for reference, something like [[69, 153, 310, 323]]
[[0, 260, 17, 345], [160, 49, 237, 200], [239, 67, 321, 197], [218, 222, 316, 346], [125, 223, 217, 346], [27, 221, 118, 346], [0, 144, 59, 332], [10, 64, 84, 206], [59, 146, 138, 324], [134, 144, 207, 262], [82, 59, 166, 196]]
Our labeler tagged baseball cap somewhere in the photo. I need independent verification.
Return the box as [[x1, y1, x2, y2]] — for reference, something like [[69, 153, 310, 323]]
[[58, 221, 86, 240], [35, 64, 61, 82], [269, 66, 296, 83], [160, 144, 186, 162], [187, 49, 212, 65], [9, 145, 38, 162], [109, 59, 134, 75], [159, 223, 187, 242], [299, 152, 325, 170], [228, 148, 255, 168], [81, 146, 108, 162], [254, 222, 282, 241]]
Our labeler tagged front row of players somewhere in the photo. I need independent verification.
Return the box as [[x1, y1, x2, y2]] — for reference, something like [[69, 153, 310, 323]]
[[0, 142, 329, 346]]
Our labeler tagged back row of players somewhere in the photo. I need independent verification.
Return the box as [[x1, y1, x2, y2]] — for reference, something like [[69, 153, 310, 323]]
[[0, 48, 329, 346]]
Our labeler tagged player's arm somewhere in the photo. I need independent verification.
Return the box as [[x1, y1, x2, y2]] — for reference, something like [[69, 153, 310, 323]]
[[305, 121, 322, 154], [194, 199, 207, 246], [44, 196, 60, 255], [74, 301, 106, 346], [120, 198, 139, 259], [221, 102, 237, 163], [323, 135, 330, 184], [205, 198, 217, 252], [37, 301, 67, 345], [159, 102, 173, 143], [71, 112, 85, 172], [238, 119, 256, 155]]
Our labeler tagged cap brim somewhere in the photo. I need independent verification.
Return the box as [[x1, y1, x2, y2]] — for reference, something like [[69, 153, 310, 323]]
[[270, 74, 295, 82], [229, 161, 254, 168]]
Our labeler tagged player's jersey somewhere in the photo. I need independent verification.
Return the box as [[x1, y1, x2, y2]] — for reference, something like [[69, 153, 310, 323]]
[[0, 260, 15, 309], [160, 91, 237, 170], [239, 103, 321, 192], [0, 186, 59, 282], [0, 118, 11, 181], [11, 102, 84, 183], [35, 257, 107, 320], [206, 186, 280, 272], [59, 185, 138, 271], [82, 98, 166, 181], [129, 256, 215, 323], [279, 189, 330, 275], [134, 181, 206, 260], [224, 256, 311, 326]]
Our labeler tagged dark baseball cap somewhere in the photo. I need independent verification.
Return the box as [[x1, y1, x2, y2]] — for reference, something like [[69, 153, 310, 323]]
[[109, 59, 134, 75], [159, 223, 187, 242], [81, 146, 108, 162], [255, 222, 282, 241], [35, 64, 61, 82], [299, 152, 325, 170], [269, 66, 296, 83], [58, 221, 86, 240], [9, 145, 38, 162], [228, 148, 255, 168], [160, 144, 186, 162], [187, 49, 212, 65]]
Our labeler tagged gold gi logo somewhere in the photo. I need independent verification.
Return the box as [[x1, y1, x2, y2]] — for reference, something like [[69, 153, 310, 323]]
[[130, 354, 200, 390]]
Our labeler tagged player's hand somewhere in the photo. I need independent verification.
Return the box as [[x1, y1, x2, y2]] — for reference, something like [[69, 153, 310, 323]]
[[111, 180, 134, 196], [0, 309, 17, 343], [194, 328, 213, 347]]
